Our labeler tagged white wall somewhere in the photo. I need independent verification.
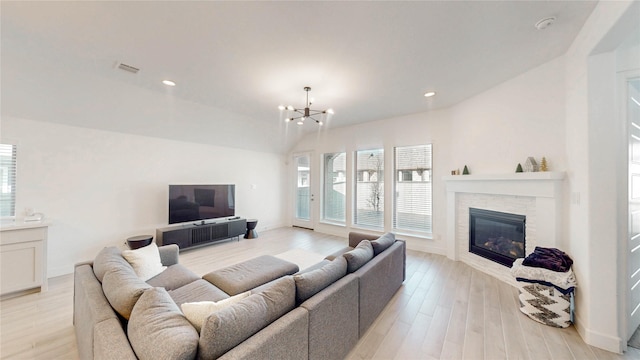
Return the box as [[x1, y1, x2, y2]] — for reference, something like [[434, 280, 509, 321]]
[[1, 117, 287, 277], [448, 56, 567, 175], [564, 0, 639, 352]]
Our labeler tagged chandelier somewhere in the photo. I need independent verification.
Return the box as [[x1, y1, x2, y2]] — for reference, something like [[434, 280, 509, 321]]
[[278, 87, 334, 126]]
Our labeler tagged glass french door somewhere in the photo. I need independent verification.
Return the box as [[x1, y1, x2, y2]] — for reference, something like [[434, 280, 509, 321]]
[[293, 153, 314, 229], [628, 76, 640, 338]]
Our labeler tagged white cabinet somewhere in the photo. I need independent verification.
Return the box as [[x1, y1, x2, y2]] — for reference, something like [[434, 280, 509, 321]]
[[0, 222, 50, 296]]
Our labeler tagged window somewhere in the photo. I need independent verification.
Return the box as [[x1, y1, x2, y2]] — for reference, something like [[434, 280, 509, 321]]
[[322, 152, 346, 223], [394, 144, 432, 233], [355, 149, 384, 228], [0, 144, 17, 218]]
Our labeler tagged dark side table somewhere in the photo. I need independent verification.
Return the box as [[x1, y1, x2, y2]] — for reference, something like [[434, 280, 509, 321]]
[[127, 235, 153, 249], [245, 219, 258, 239]]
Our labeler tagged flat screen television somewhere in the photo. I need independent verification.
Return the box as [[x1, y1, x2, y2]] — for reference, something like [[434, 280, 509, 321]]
[[168, 184, 235, 224]]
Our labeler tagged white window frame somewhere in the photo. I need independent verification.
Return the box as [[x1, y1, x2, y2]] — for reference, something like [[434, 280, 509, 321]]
[[392, 144, 433, 236], [353, 148, 385, 229], [320, 152, 346, 225], [0, 143, 17, 219]]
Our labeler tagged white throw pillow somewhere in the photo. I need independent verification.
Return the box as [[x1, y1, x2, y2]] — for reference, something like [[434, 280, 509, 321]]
[[181, 291, 251, 332], [122, 242, 167, 281]]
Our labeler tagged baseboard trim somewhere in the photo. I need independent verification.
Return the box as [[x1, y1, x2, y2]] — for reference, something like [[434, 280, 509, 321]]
[[574, 314, 624, 354]]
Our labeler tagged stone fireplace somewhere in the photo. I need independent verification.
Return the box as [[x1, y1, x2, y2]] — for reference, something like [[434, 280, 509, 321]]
[[444, 172, 564, 285]]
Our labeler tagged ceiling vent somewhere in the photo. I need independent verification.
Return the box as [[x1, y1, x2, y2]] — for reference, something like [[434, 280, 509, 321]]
[[116, 62, 140, 74]]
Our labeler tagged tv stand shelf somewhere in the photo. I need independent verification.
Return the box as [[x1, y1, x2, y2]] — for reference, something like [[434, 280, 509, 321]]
[[156, 218, 246, 250]]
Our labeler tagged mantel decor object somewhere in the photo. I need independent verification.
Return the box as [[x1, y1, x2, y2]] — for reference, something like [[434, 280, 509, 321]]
[[523, 157, 539, 172], [516, 163, 523, 173], [540, 157, 549, 171], [463, 165, 470, 175]]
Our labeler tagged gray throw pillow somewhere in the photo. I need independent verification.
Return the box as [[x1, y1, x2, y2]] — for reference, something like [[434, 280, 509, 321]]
[[293, 257, 347, 304], [371, 232, 396, 256], [93, 246, 130, 283], [343, 240, 374, 273], [102, 264, 152, 320], [128, 287, 198, 360], [198, 276, 295, 359]]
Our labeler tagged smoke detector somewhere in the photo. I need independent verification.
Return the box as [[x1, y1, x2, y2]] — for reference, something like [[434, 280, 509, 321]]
[[535, 17, 556, 30], [115, 62, 140, 74]]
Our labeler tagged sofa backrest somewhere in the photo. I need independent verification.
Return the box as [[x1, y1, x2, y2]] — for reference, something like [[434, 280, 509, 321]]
[[198, 276, 296, 359]]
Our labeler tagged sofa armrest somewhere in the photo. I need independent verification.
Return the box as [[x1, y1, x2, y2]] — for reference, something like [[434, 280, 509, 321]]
[[158, 244, 179, 266], [354, 240, 406, 336], [74, 264, 121, 360], [348, 232, 380, 248], [218, 307, 308, 360], [300, 275, 359, 360], [93, 318, 137, 360]]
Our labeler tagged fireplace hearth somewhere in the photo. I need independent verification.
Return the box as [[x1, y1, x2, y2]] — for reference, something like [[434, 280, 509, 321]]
[[469, 208, 525, 267]]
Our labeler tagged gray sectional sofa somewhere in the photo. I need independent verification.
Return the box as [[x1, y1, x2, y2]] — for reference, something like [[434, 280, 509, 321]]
[[73, 232, 406, 359]]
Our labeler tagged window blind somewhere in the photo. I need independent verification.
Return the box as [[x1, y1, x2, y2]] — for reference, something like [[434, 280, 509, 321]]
[[355, 149, 384, 228], [394, 144, 432, 233], [0, 144, 17, 217], [322, 152, 346, 223]]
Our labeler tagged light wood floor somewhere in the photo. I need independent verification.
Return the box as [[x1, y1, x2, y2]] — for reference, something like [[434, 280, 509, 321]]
[[1, 227, 638, 359]]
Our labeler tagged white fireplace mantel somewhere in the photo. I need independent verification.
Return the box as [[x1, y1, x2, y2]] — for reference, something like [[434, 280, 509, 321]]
[[443, 172, 565, 198], [444, 172, 565, 283]]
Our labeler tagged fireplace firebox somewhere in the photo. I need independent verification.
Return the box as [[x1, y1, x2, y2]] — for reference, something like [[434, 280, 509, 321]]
[[469, 208, 525, 267]]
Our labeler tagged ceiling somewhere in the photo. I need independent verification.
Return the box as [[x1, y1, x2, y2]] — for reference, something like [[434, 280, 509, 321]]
[[1, 1, 597, 154]]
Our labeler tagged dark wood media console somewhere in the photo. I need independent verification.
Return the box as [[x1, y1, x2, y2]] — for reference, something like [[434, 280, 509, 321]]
[[156, 218, 247, 250]]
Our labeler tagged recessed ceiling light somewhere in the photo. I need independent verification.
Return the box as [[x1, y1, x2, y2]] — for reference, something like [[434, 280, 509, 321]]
[[162, 80, 176, 86], [424, 91, 436, 98], [535, 17, 556, 30]]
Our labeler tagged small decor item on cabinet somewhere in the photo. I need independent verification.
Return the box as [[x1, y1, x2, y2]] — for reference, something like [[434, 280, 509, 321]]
[[24, 208, 44, 222], [523, 157, 539, 172], [540, 157, 549, 171], [462, 165, 470, 175], [516, 163, 523, 173]]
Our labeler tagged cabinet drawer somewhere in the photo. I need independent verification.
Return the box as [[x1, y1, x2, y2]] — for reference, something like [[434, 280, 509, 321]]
[[1, 227, 46, 245]]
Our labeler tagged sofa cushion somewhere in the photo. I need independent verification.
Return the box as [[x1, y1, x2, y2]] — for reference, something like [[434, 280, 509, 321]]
[[147, 263, 200, 291], [198, 276, 295, 359], [128, 287, 198, 360], [180, 291, 251, 332], [371, 232, 396, 256], [293, 256, 347, 304], [343, 240, 374, 273], [93, 246, 131, 283], [203, 255, 299, 295], [168, 279, 229, 307], [102, 264, 152, 320], [122, 242, 167, 281]]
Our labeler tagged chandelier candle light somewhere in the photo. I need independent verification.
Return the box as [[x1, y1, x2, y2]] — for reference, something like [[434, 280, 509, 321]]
[[279, 87, 334, 126]]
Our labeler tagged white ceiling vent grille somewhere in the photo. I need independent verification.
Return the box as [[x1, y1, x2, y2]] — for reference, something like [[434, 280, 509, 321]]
[[116, 62, 140, 74]]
